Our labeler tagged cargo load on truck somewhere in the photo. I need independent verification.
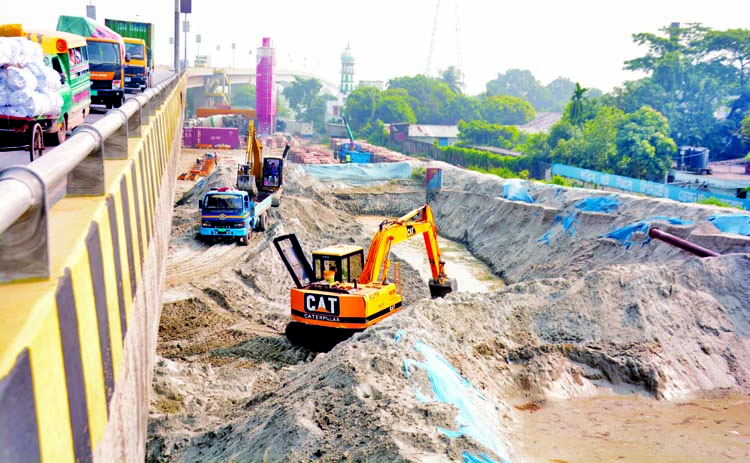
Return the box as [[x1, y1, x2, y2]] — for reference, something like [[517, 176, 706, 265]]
[[104, 19, 154, 91]]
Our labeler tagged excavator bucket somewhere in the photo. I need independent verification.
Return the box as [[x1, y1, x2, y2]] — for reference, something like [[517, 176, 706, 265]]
[[236, 164, 258, 197], [273, 234, 317, 289], [428, 278, 457, 298]]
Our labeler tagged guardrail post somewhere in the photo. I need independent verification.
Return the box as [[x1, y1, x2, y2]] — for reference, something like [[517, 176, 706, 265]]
[[67, 125, 105, 195], [0, 167, 49, 282], [106, 110, 130, 160], [127, 97, 143, 138]]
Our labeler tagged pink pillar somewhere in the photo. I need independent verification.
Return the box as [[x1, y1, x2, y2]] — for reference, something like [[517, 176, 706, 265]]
[[256, 37, 276, 136]]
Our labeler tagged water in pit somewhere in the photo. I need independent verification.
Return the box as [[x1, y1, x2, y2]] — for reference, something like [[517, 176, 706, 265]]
[[356, 215, 504, 292]]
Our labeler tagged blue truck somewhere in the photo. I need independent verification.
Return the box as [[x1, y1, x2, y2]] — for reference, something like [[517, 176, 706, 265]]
[[198, 187, 273, 245]]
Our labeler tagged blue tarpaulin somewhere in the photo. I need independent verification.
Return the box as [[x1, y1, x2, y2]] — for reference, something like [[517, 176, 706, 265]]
[[502, 179, 534, 203], [708, 214, 750, 236], [296, 161, 412, 183], [403, 340, 511, 463], [600, 216, 694, 249], [537, 196, 620, 245]]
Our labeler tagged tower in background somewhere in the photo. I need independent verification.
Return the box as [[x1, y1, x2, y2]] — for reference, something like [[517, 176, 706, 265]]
[[256, 37, 276, 135], [340, 43, 355, 95]]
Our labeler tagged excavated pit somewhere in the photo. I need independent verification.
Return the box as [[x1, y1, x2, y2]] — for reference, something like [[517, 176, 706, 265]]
[[147, 148, 750, 463]]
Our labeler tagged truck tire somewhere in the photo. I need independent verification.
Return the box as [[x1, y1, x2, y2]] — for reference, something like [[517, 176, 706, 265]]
[[238, 230, 250, 246], [256, 212, 267, 232]]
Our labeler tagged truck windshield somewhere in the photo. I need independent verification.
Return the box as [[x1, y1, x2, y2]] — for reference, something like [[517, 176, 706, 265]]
[[125, 42, 144, 60], [88, 41, 121, 65], [204, 194, 243, 209]]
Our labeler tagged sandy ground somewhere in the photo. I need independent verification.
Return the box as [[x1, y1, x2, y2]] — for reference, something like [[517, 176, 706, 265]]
[[146, 147, 750, 463]]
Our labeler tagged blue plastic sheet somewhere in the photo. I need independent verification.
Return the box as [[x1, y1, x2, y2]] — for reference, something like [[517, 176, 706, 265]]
[[502, 179, 534, 203], [463, 452, 506, 463], [600, 216, 693, 249], [537, 196, 621, 245], [574, 195, 619, 212], [708, 214, 750, 236], [296, 161, 412, 183], [403, 341, 511, 462]]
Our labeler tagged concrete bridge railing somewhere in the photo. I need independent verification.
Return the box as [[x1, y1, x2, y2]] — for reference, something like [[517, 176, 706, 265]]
[[0, 74, 186, 462]]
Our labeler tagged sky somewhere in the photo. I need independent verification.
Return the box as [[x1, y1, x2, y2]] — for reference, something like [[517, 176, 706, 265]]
[[2, 0, 745, 95]]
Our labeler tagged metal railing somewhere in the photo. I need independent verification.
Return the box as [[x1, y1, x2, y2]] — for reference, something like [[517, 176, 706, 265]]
[[0, 73, 182, 283]]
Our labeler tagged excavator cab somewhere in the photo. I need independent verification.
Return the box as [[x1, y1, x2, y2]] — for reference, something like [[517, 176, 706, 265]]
[[312, 245, 364, 284]]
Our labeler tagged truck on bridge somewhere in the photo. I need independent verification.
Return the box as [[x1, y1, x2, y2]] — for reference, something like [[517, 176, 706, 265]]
[[198, 187, 272, 245], [104, 19, 154, 91]]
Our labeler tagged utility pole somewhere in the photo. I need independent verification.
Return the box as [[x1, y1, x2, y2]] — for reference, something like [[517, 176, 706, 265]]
[[183, 19, 189, 68], [173, 0, 179, 73]]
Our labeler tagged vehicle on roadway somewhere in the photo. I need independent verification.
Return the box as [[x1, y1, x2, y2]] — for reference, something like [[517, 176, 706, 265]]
[[198, 186, 273, 245], [105, 19, 154, 92], [57, 15, 126, 109]]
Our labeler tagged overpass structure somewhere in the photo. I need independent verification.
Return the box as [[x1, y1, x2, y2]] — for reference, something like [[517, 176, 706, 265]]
[[0, 73, 186, 462], [187, 67, 341, 95]]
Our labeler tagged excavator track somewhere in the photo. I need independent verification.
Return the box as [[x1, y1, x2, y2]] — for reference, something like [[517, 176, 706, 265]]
[[284, 321, 360, 352]]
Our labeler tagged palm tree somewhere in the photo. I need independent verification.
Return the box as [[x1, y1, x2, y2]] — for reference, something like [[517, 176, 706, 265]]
[[570, 82, 589, 125]]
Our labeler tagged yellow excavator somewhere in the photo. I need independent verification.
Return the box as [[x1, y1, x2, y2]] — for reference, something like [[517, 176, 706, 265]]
[[273, 204, 456, 349], [236, 120, 288, 206]]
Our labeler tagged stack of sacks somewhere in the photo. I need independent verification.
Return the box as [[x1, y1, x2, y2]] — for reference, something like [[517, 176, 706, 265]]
[[0, 37, 63, 118]]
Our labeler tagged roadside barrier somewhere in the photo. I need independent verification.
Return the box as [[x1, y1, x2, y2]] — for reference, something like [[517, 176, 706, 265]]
[[0, 73, 186, 462]]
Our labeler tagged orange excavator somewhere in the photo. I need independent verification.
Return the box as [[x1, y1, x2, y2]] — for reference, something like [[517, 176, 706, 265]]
[[273, 204, 456, 349]]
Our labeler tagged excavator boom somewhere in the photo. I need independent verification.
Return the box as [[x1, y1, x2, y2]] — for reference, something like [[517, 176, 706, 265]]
[[359, 205, 450, 292]]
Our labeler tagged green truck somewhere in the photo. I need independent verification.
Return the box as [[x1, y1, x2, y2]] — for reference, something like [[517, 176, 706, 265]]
[[104, 19, 154, 91]]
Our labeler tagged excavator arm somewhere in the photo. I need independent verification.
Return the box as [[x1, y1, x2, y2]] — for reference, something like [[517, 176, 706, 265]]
[[237, 120, 263, 196], [358, 205, 451, 291]]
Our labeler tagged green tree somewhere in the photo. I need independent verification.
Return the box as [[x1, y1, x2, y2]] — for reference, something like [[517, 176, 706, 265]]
[[373, 88, 417, 124], [480, 94, 535, 125], [388, 75, 455, 123], [458, 120, 523, 149], [443, 94, 483, 124], [568, 82, 589, 125], [613, 106, 677, 181], [343, 86, 381, 130], [440, 66, 464, 94], [551, 106, 623, 171], [282, 76, 322, 116], [231, 84, 256, 108]]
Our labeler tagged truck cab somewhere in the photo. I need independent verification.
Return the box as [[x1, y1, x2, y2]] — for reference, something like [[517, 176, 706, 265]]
[[198, 187, 271, 245], [86, 37, 125, 108], [123, 37, 149, 91]]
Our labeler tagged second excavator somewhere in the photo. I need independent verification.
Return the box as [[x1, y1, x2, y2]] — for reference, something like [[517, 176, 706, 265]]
[[273, 204, 456, 349], [236, 120, 288, 206]]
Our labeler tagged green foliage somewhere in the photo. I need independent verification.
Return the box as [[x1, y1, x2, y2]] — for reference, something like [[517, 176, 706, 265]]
[[485, 69, 595, 112], [434, 145, 532, 177], [550, 174, 574, 186], [440, 66, 464, 94], [231, 84, 256, 108], [387, 75, 455, 124], [613, 106, 676, 181], [443, 95, 483, 124], [344, 86, 380, 129], [411, 166, 427, 182], [481, 94, 535, 125], [697, 197, 744, 209], [457, 120, 524, 149], [362, 119, 389, 146], [282, 76, 322, 115], [615, 23, 750, 159], [373, 89, 417, 124]]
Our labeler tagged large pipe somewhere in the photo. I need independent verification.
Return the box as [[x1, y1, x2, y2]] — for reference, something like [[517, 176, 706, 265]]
[[649, 227, 720, 258]]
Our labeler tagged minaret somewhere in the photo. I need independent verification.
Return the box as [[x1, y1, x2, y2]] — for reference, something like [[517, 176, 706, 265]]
[[340, 43, 355, 95], [256, 37, 275, 136]]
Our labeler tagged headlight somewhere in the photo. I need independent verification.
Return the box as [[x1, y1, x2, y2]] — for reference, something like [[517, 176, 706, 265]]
[[201, 221, 212, 228]]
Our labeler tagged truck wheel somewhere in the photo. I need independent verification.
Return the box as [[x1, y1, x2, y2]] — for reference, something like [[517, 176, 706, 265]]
[[29, 123, 44, 162], [113, 95, 124, 108], [256, 212, 267, 232], [238, 230, 250, 246]]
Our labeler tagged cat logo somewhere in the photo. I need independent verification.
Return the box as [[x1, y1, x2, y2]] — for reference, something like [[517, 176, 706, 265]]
[[407, 225, 415, 236], [304, 293, 340, 316]]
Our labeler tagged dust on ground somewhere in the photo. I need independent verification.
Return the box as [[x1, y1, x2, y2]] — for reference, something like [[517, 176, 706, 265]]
[[147, 148, 750, 462]]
